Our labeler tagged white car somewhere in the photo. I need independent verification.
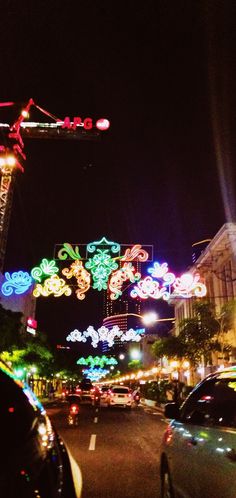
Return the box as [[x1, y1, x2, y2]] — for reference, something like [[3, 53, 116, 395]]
[[107, 386, 132, 409]]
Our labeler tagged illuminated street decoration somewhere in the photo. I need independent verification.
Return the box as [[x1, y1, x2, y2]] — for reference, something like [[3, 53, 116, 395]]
[[62, 260, 91, 300], [109, 262, 141, 300], [1, 238, 207, 301], [83, 368, 109, 381], [121, 244, 149, 262], [131, 276, 170, 300], [66, 325, 144, 348], [131, 270, 207, 300], [57, 242, 81, 261], [86, 236, 120, 255], [1, 271, 32, 296], [33, 274, 72, 298], [120, 328, 143, 342], [172, 273, 207, 298], [85, 250, 118, 291], [148, 262, 175, 285], [76, 355, 118, 368], [31, 258, 59, 282]]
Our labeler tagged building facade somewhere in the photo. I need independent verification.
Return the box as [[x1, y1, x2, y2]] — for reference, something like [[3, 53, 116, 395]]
[[174, 222, 236, 380]]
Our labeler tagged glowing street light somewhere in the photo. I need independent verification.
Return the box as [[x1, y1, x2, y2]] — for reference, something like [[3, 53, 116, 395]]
[[142, 311, 158, 325], [130, 349, 141, 360]]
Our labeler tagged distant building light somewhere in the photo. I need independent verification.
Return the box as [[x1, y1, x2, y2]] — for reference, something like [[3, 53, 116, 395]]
[[56, 344, 71, 350]]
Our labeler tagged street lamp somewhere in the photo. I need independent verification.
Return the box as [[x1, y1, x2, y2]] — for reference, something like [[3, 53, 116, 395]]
[[124, 312, 175, 326], [130, 349, 141, 360]]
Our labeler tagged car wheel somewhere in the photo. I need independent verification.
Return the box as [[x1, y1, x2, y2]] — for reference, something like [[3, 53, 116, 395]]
[[161, 461, 175, 498]]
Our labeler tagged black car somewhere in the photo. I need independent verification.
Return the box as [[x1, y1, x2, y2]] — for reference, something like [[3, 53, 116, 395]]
[[0, 359, 82, 498]]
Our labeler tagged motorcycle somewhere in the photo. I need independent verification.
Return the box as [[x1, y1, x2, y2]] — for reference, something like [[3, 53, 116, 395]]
[[67, 403, 80, 426], [133, 392, 140, 405], [93, 394, 100, 407]]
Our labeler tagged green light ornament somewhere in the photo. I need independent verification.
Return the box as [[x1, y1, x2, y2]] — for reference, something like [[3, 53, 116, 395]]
[[76, 355, 118, 369], [85, 249, 118, 291], [86, 236, 120, 255], [57, 242, 81, 261], [31, 258, 59, 282]]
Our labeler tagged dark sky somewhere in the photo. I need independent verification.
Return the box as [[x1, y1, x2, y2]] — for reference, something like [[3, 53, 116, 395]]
[[1, 1, 236, 345]]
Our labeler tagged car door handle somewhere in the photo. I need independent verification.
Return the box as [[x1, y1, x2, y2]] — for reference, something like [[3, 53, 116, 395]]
[[226, 449, 236, 462]]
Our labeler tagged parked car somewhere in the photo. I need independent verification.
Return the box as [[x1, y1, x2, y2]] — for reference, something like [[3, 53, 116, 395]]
[[160, 366, 236, 498], [107, 385, 132, 409], [0, 359, 82, 498]]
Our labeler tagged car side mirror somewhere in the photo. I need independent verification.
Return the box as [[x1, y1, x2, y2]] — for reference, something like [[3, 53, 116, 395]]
[[164, 402, 180, 420]]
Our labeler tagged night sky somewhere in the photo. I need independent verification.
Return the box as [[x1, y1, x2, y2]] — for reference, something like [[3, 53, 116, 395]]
[[1, 1, 236, 346]]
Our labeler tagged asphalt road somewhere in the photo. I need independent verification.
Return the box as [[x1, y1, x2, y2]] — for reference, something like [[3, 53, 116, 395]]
[[46, 400, 167, 498]]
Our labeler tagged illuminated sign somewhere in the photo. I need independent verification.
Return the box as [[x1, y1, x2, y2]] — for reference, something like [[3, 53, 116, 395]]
[[61, 117, 110, 131]]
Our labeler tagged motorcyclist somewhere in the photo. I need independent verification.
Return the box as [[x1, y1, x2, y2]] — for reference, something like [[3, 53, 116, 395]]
[[67, 394, 81, 425]]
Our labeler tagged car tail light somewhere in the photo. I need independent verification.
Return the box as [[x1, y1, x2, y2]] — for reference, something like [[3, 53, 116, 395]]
[[164, 426, 173, 444], [70, 404, 79, 414]]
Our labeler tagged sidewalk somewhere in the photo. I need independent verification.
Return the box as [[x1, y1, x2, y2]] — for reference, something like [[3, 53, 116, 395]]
[[140, 398, 165, 414]]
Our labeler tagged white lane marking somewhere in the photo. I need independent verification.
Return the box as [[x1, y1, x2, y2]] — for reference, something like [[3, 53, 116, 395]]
[[89, 434, 96, 451], [95, 408, 99, 413], [94, 417, 98, 423]]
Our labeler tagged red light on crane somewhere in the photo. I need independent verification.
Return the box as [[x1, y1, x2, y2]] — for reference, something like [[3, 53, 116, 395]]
[[96, 118, 110, 131]]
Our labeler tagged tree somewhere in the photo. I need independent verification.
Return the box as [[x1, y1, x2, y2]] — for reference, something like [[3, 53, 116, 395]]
[[151, 335, 185, 361], [215, 299, 236, 361], [178, 301, 219, 366], [0, 304, 23, 352]]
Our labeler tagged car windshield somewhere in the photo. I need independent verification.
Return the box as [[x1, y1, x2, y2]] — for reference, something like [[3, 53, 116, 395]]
[[180, 375, 236, 428], [112, 388, 129, 394]]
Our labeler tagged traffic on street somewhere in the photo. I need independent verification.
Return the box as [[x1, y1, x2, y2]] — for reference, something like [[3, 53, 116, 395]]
[[46, 397, 167, 498]]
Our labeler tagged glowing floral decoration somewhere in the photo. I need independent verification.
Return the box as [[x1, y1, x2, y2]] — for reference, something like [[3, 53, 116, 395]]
[[62, 260, 91, 300], [120, 328, 143, 342], [67, 325, 144, 348], [172, 273, 207, 298], [1, 271, 33, 296], [85, 250, 118, 291], [148, 262, 176, 285], [33, 274, 72, 298], [57, 243, 81, 260], [76, 355, 118, 368], [121, 244, 149, 262], [31, 258, 59, 282], [83, 368, 109, 382], [109, 262, 141, 300], [131, 276, 170, 300]]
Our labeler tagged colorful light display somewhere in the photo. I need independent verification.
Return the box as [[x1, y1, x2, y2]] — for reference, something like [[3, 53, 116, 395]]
[[31, 258, 59, 282], [1, 239, 207, 301], [57, 243, 81, 261], [33, 274, 72, 298], [83, 367, 109, 381], [1, 271, 33, 296], [109, 262, 141, 300], [66, 325, 144, 348], [76, 355, 118, 368], [62, 260, 91, 300], [85, 249, 118, 291], [172, 273, 207, 298], [131, 261, 207, 300]]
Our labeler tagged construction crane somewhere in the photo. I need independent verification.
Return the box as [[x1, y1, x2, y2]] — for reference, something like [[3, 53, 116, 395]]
[[0, 99, 110, 272]]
